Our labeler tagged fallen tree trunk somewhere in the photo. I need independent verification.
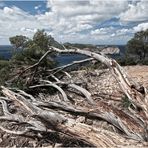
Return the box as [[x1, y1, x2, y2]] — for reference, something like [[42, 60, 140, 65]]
[[0, 86, 146, 147], [0, 45, 147, 147], [47, 57, 94, 75], [49, 46, 148, 115]]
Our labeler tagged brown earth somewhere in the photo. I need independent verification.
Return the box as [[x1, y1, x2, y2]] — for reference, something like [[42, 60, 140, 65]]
[[125, 65, 148, 88], [0, 65, 147, 147]]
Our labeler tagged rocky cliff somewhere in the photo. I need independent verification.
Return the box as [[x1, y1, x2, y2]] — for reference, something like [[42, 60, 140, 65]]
[[101, 47, 120, 54]]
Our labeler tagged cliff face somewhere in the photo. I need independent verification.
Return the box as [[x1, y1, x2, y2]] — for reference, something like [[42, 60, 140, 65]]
[[101, 47, 120, 54]]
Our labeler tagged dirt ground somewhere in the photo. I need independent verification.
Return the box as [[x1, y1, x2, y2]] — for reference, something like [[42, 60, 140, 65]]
[[125, 65, 148, 88], [0, 65, 147, 147]]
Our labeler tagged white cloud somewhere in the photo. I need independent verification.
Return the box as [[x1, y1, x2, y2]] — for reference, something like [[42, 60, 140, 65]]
[[91, 27, 133, 37], [0, 0, 148, 45], [34, 5, 41, 10], [65, 24, 92, 34], [46, 0, 128, 20], [116, 28, 133, 36], [120, 0, 148, 22], [35, 0, 130, 44], [133, 22, 148, 32], [91, 27, 115, 35], [21, 27, 37, 33], [0, 6, 47, 44], [3, 7, 14, 14], [90, 26, 135, 44]]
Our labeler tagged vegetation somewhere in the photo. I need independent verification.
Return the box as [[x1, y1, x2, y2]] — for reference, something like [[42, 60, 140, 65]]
[[1, 28, 148, 88], [122, 95, 132, 108], [0, 60, 10, 69], [0, 46, 147, 147], [0, 30, 60, 87], [127, 29, 148, 60], [0, 61, 11, 86], [0, 55, 5, 60], [117, 55, 148, 66], [9, 35, 28, 50], [117, 56, 137, 66], [0, 29, 148, 147], [0, 30, 99, 88], [116, 29, 148, 66], [10, 30, 59, 65]]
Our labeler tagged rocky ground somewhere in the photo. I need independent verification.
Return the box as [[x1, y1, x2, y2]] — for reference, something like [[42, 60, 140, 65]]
[[0, 65, 147, 147]]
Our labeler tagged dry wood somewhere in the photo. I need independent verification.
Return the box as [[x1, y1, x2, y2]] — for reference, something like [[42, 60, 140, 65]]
[[42, 77, 95, 105], [49, 46, 148, 113], [0, 45, 147, 147], [30, 82, 69, 102], [0, 86, 146, 146], [47, 57, 94, 75]]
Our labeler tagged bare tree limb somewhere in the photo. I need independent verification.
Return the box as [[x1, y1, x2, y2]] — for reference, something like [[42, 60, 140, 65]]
[[30, 80, 69, 102], [1, 86, 66, 126], [47, 58, 94, 75], [49, 46, 148, 113], [40, 78, 95, 105], [34, 100, 143, 140], [0, 100, 11, 115], [20, 50, 52, 74], [68, 83, 94, 105], [0, 125, 30, 135]]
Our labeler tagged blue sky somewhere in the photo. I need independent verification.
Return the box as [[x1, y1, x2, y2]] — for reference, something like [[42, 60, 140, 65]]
[[3, 0, 48, 15], [0, 0, 148, 45]]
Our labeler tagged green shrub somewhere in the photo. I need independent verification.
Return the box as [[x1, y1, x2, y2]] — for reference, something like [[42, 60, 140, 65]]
[[11, 48, 57, 68], [0, 60, 10, 69], [0, 63, 11, 86], [117, 56, 148, 66], [117, 55, 140, 66], [122, 95, 132, 108], [0, 55, 5, 60], [140, 58, 148, 65]]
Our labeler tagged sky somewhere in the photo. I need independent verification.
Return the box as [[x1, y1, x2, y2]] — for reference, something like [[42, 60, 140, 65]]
[[0, 0, 148, 45]]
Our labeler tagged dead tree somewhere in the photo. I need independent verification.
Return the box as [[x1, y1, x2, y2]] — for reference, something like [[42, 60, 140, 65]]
[[49, 47, 147, 113], [0, 46, 147, 147], [0, 86, 147, 147]]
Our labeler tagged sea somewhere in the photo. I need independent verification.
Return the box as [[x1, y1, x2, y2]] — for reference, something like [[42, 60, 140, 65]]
[[0, 45, 126, 66]]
